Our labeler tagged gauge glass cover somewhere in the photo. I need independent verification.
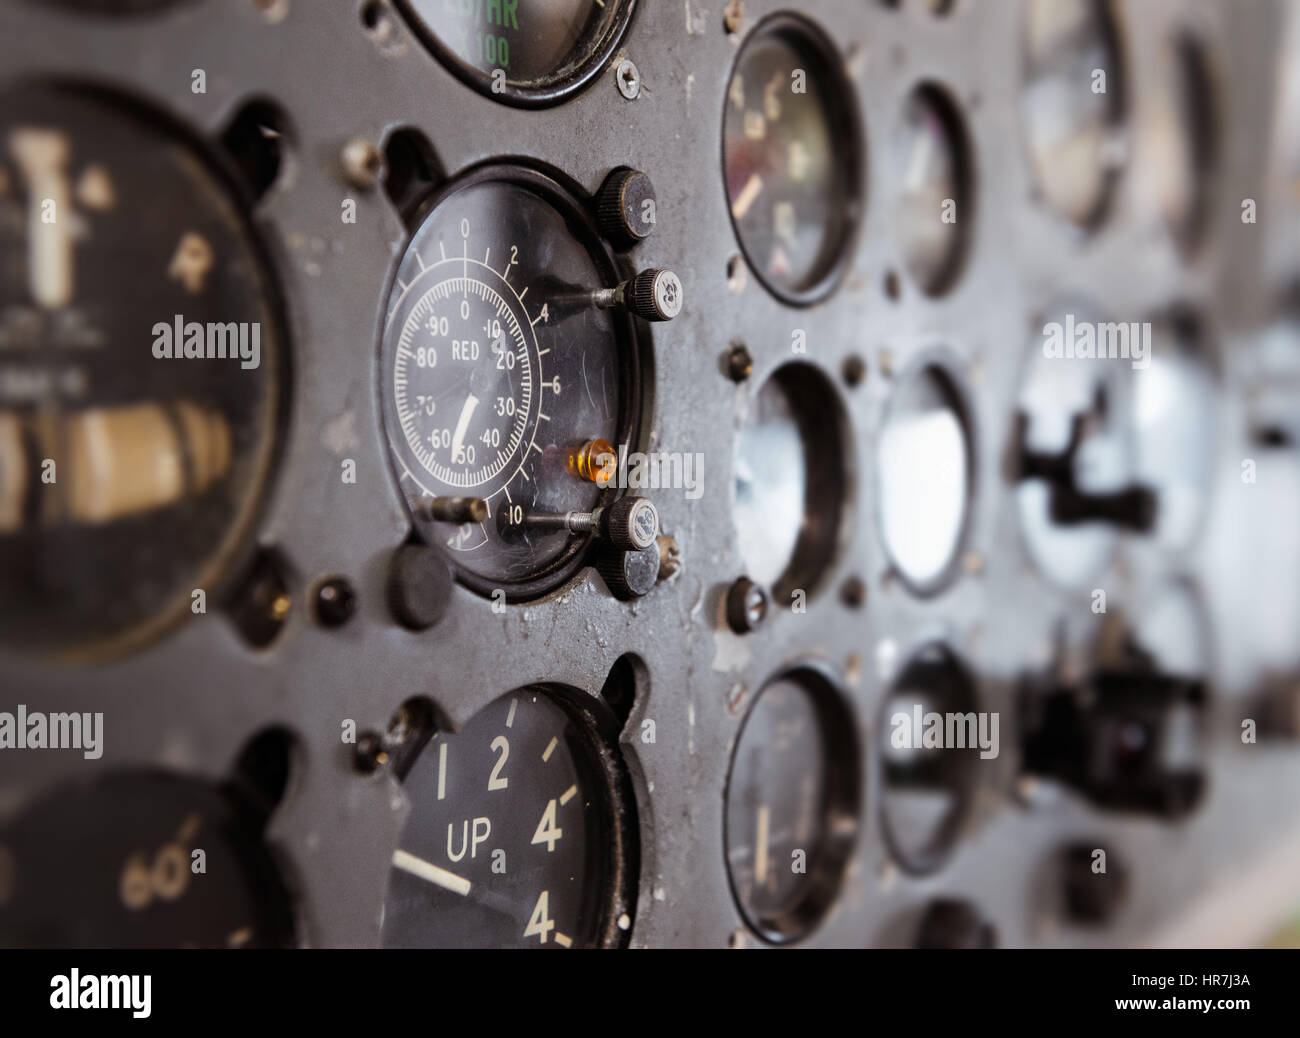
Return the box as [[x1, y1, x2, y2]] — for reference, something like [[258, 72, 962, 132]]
[[382, 688, 630, 949], [397, 0, 635, 106], [723, 15, 861, 304], [724, 667, 858, 943], [380, 166, 636, 597], [0, 86, 284, 659]]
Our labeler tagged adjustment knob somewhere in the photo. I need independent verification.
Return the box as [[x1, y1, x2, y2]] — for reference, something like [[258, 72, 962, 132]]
[[626, 268, 683, 322], [596, 167, 657, 250], [591, 268, 684, 322], [601, 497, 659, 551], [597, 542, 661, 601], [387, 544, 454, 631]]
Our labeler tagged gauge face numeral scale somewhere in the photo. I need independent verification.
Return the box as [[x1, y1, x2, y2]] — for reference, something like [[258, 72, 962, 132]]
[[382, 691, 612, 949], [381, 170, 626, 592], [391, 251, 544, 524]]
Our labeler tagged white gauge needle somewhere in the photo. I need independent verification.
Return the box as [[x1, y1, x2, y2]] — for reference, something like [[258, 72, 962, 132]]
[[392, 849, 472, 897], [755, 804, 770, 886], [732, 172, 763, 220], [450, 394, 479, 463]]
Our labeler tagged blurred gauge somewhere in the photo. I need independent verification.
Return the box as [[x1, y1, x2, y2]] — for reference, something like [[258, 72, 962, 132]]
[[0, 768, 295, 948], [381, 687, 636, 948], [1015, 308, 1133, 588], [1130, 313, 1217, 552], [396, 0, 636, 107], [1248, 316, 1300, 448], [1138, 33, 1215, 252], [879, 644, 978, 874], [1129, 580, 1212, 679], [733, 363, 848, 600], [0, 85, 284, 660], [724, 665, 858, 943], [876, 361, 973, 594], [1021, 0, 1124, 227], [890, 83, 972, 295], [723, 13, 862, 305], [379, 164, 638, 598]]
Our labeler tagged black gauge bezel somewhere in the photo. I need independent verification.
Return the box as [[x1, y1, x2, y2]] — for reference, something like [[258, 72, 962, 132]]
[[379, 161, 642, 602], [732, 360, 854, 604], [721, 11, 866, 308], [394, 0, 638, 110], [722, 661, 861, 945], [383, 682, 640, 949]]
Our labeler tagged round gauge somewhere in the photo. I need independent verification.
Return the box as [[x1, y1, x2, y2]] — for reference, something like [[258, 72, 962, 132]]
[[723, 13, 863, 305], [878, 644, 978, 874], [889, 83, 972, 296], [396, 0, 637, 108], [0, 85, 284, 660], [1015, 308, 1136, 588], [1139, 33, 1215, 252], [1021, 0, 1124, 227], [724, 665, 859, 943], [379, 165, 638, 598], [1131, 313, 1217, 553], [876, 360, 974, 595], [733, 363, 849, 601], [0, 771, 295, 948], [381, 687, 637, 949]]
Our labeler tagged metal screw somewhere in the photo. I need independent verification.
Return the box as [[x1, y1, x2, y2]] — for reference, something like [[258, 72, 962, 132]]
[[726, 341, 753, 382], [840, 576, 866, 609], [354, 730, 389, 774], [656, 533, 681, 580], [341, 137, 383, 190], [726, 577, 768, 634], [423, 496, 488, 524], [253, 0, 290, 23], [723, 1, 745, 34], [842, 354, 867, 387], [615, 58, 640, 100], [314, 576, 357, 628]]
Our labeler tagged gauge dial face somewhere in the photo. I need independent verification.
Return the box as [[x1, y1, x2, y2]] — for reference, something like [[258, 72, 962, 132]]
[[723, 15, 861, 304], [877, 363, 972, 594], [0, 772, 295, 948], [733, 363, 848, 600], [380, 166, 634, 596], [1021, 0, 1123, 227], [397, 0, 635, 106], [382, 688, 631, 949], [724, 668, 858, 943], [0, 86, 283, 659], [890, 85, 970, 296]]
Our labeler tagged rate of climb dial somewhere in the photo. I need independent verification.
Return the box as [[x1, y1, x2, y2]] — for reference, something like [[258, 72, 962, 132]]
[[381, 690, 615, 949], [380, 166, 675, 595]]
